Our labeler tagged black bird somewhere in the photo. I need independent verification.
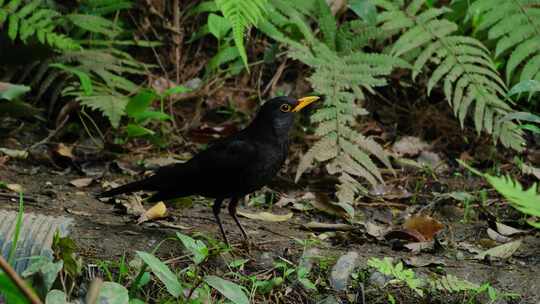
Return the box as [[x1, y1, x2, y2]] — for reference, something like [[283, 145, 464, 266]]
[[99, 96, 320, 245]]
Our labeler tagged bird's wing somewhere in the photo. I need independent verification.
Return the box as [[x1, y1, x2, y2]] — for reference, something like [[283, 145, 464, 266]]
[[196, 137, 259, 173]]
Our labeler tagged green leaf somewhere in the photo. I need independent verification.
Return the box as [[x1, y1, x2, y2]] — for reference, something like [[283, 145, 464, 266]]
[[23, 257, 63, 292], [136, 251, 182, 297], [125, 89, 158, 118], [0, 272, 29, 304], [348, 0, 377, 25], [0, 82, 31, 101], [67, 14, 121, 37], [132, 111, 171, 123], [163, 85, 191, 97], [204, 275, 249, 304], [45, 290, 67, 304], [50, 64, 93, 96], [208, 13, 231, 40], [176, 232, 209, 264], [507, 79, 540, 96], [126, 124, 155, 138], [97, 282, 129, 304]]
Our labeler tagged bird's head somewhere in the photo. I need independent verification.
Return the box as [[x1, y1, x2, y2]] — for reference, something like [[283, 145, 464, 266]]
[[253, 95, 320, 137]]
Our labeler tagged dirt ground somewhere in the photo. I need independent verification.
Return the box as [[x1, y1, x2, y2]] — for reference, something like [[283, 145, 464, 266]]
[[1, 157, 539, 303]]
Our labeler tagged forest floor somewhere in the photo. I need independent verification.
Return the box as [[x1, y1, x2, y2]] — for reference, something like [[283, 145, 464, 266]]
[[0, 105, 540, 304]]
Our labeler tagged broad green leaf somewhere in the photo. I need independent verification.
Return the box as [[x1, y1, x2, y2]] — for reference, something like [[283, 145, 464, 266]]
[[132, 111, 171, 123], [126, 124, 155, 138], [136, 251, 182, 297], [204, 275, 249, 304], [50, 64, 93, 96], [23, 257, 63, 292], [45, 290, 67, 304], [0, 272, 29, 304], [163, 85, 191, 97], [97, 282, 129, 304], [0, 82, 30, 101], [176, 232, 208, 264], [125, 89, 158, 118], [208, 13, 231, 40], [348, 0, 377, 25], [507, 79, 540, 96]]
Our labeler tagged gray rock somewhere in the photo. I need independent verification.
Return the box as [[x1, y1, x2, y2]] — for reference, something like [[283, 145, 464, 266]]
[[368, 271, 389, 288], [330, 251, 360, 291], [298, 248, 321, 273]]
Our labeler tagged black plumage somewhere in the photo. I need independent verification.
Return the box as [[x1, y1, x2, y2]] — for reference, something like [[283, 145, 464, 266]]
[[99, 96, 319, 244]]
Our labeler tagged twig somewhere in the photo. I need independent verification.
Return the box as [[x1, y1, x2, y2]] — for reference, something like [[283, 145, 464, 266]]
[[0, 193, 37, 202], [28, 115, 69, 151], [0, 255, 43, 304]]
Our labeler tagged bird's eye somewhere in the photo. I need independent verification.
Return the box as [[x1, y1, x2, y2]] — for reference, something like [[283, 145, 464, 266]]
[[280, 104, 291, 112]]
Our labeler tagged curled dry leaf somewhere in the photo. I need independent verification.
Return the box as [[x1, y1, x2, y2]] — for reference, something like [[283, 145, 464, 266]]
[[6, 183, 24, 193], [237, 210, 293, 222], [404, 241, 434, 253], [384, 228, 426, 243], [474, 240, 522, 260], [137, 202, 168, 224], [363, 221, 390, 240], [307, 192, 349, 219], [302, 221, 353, 231], [0, 147, 28, 159], [495, 222, 529, 236], [55, 143, 74, 159], [403, 215, 444, 241], [69, 177, 93, 188], [487, 228, 512, 243]]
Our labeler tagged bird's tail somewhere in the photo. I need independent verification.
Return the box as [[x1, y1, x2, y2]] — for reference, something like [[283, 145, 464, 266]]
[[98, 178, 153, 198]]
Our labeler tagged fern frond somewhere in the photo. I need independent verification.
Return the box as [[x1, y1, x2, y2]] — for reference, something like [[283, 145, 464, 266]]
[[485, 174, 540, 228], [0, 0, 80, 50], [215, 0, 268, 69], [378, 0, 526, 151], [469, 0, 540, 83]]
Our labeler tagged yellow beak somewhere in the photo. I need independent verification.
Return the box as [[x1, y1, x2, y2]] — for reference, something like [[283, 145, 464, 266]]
[[291, 96, 320, 112]]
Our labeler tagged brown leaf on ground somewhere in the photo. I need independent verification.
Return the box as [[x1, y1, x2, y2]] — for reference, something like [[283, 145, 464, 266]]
[[69, 177, 93, 188], [384, 228, 426, 243], [237, 210, 293, 222], [363, 221, 390, 239], [55, 143, 74, 159], [6, 183, 24, 193], [302, 221, 353, 231], [487, 228, 512, 243], [474, 240, 522, 260], [495, 222, 529, 236], [403, 215, 444, 241], [137, 202, 168, 224]]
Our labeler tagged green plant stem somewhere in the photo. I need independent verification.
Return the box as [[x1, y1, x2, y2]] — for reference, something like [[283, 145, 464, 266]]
[[8, 193, 24, 265], [0, 255, 43, 304]]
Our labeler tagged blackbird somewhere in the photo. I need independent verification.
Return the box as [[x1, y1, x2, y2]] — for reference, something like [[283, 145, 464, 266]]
[[99, 96, 320, 245]]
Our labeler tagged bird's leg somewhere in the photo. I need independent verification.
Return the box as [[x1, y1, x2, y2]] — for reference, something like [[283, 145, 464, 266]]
[[228, 197, 249, 242], [212, 198, 229, 246]]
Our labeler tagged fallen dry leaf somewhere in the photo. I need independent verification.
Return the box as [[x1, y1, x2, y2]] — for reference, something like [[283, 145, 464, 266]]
[[302, 221, 353, 231], [403, 215, 444, 241], [137, 202, 167, 224], [237, 210, 293, 222], [306, 192, 349, 219], [474, 240, 522, 260], [364, 221, 390, 239], [6, 183, 23, 193], [487, 228, 512, 243], [384, 228, 426, 243], [0, 147, 28, 159], [404, 241, 434, 253], [55, 143, 74, 159], [404, 256, 446, 268], [495, 222, 529, 236], [69, 177, 93, 188]]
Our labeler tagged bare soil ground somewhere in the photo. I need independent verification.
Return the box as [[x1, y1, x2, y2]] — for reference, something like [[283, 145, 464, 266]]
[[1, 157, 539, 303]]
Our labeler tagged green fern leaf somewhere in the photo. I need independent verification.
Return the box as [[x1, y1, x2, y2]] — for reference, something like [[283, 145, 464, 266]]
[[215, 0, 267, 70]]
